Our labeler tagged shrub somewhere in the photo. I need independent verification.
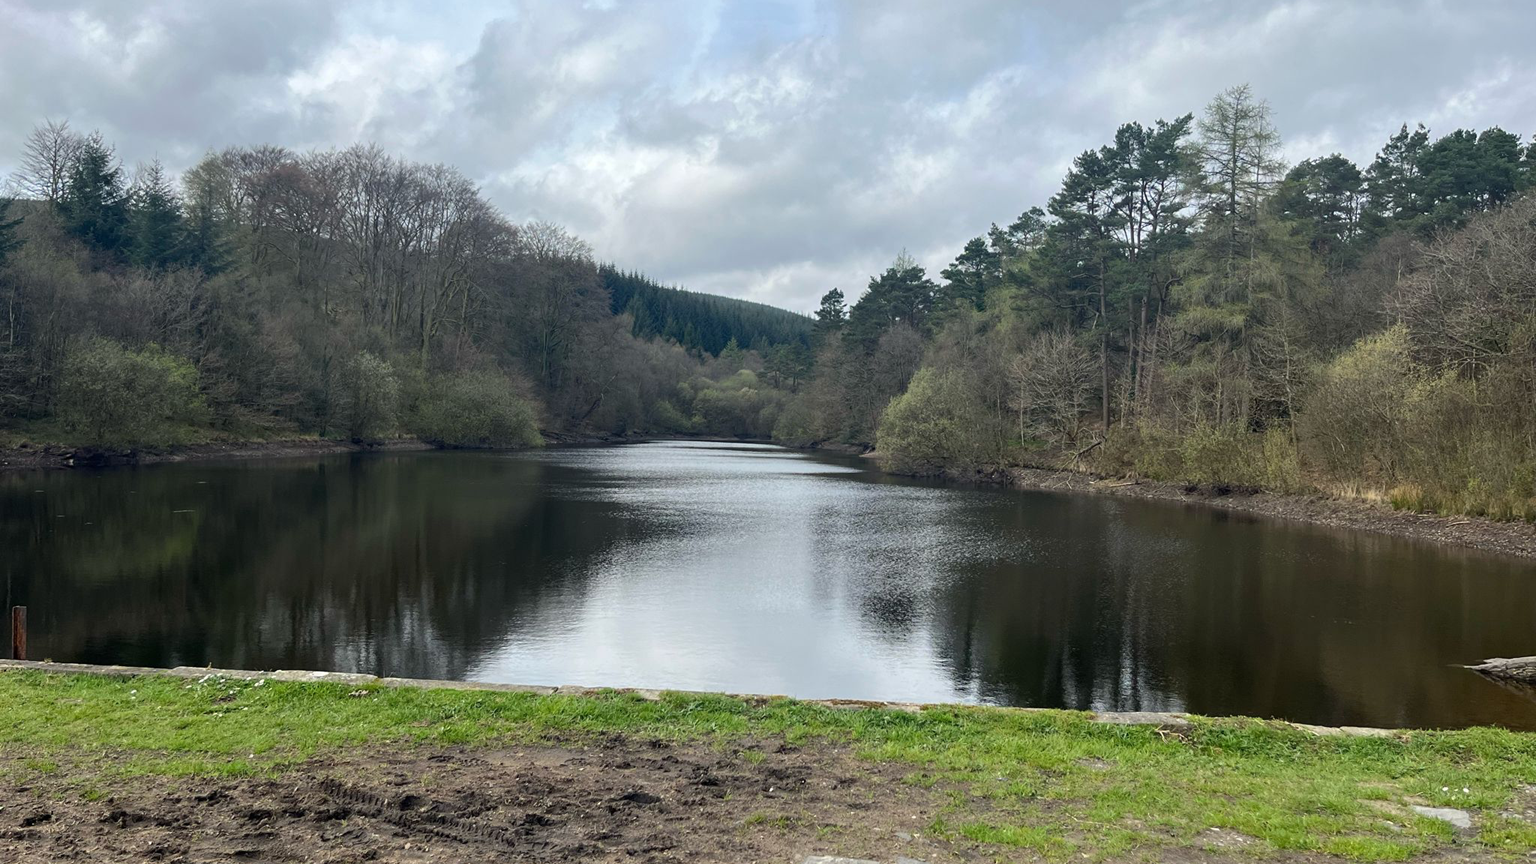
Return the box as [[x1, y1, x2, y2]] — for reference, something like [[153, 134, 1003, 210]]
[[876, 367, 997, 475], [344, 351, 398, 442], [406, 370, 542, 449], [57, 337, 208, 447], [1296, 326, 1415, 482]]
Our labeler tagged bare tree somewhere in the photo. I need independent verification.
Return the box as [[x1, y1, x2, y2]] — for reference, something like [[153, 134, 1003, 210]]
[[11, 120, 82, 202], [1006, 329, 1097, 447]]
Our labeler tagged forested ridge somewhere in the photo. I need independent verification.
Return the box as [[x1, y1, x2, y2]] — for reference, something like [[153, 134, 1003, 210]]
[[603, 266, 811, 357], [0, 122, 810, 451], [780, 85, 1536, 520]]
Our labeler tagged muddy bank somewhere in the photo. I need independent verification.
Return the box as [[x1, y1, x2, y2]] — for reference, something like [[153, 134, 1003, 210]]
[[999, 465, 1536, 561], [0, 438, 434, 471]]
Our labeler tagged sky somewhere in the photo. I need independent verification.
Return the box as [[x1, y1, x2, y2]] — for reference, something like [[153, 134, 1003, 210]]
[[1, 0, 1533, 313]]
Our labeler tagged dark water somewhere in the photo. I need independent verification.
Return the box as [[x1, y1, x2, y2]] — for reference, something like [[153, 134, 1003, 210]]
[[4, 441, 1535, 729]]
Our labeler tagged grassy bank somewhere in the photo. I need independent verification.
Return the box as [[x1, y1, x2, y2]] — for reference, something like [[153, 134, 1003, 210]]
[[2, 670, 1534, 860]]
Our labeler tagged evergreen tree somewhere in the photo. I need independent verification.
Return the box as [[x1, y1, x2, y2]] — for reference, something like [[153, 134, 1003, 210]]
[[59, 133, 129, 258], [845, 253, 937, 349], [1273, 154, 1363, 260], [1362, 124, 1430, 236], [127, 159, 187, 270], [939, 237, 998, 311], [813, 287, 847, 342], [0, 198, 22, 268]]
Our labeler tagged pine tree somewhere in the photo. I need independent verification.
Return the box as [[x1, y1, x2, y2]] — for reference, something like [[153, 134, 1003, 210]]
[[813, 287, 847, 342]]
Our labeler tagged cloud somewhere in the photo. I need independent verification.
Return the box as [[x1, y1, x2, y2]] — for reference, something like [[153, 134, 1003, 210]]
[[0, 0, 1532, 312]]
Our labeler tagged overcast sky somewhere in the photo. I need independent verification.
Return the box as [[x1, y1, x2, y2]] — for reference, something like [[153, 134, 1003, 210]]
[[1, 1, 1532, 312]]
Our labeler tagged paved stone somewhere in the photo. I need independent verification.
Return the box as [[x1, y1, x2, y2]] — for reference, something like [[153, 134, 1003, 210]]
[[270, 669, 380, 686], [1411, 805, 1473, 830], [1093, 711, 1191, 728]]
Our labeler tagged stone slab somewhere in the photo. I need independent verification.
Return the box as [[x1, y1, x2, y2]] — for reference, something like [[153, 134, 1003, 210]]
[[1411, 805, 1473, 831]]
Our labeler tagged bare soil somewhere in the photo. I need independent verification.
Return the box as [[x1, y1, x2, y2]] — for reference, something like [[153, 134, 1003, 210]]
[[1, 737, 971, 864], [5, 737, 1494, 864]]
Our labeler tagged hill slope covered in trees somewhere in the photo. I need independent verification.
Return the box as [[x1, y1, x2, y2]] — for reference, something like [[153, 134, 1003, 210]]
[[0, 122, 813, 451], [779, 85, 1536, 519], [602, 266, 810, 357]]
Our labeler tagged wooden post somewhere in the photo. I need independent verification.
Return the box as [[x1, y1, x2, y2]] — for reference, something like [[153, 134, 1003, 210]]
[[10, 606, 24, 661]]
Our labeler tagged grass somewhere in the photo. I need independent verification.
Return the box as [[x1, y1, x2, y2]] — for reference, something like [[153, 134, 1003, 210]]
[[2, 669, 1535, 860]]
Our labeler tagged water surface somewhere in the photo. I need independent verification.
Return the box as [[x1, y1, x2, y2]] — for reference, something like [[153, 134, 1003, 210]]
[[4, 441, 1534, 729]]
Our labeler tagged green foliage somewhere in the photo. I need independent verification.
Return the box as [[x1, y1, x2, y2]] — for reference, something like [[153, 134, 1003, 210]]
[[603, 266, 811, 356], [59, 133, 129, 257], [126, 160, 187, 271], [1098, 423, 1303, 493], [343, 351, 398, 442], [5, 670, 1536, 860], [1297, 326, 1417, 481], [57, 337, 208, 447], [405, 369, 542, 449], [876, 367, 998, 475], [689, 369, 784, 438]]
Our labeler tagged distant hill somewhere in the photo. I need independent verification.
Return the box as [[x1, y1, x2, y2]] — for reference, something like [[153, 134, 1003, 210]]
[[601, 265, 811, 356]]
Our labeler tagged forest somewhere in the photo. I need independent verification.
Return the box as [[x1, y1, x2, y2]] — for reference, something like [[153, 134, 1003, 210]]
[[4, 84, 1536, 520], [779, 85, 1536, 519], [0, 123, 808, 449]]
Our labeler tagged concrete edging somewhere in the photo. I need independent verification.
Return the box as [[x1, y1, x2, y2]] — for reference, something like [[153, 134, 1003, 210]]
[[0, 659, 1400, 738]]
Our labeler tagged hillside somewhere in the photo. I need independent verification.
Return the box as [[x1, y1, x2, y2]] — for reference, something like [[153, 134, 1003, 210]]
[[602, 266, 811, 356]]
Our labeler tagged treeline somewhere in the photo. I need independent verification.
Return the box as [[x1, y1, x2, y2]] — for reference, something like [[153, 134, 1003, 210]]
[[602, 266, 811, 357], [781, 86, 1536, 519], [0, 122, 811, 449]]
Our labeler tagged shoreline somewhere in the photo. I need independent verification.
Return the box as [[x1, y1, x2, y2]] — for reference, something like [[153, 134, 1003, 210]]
[[8, 433, 1536, 562], [0, 437, 436, 471], [995, 464, 1536, 561], [835, 443, 1536, 561]]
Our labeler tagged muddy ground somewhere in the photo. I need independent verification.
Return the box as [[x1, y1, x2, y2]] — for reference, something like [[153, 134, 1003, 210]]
[[1, 737, 973, 864], [10, 735, 1463, 864]]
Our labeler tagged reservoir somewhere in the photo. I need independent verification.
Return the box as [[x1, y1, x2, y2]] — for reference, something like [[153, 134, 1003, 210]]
[[4, 440, 1534, 729]]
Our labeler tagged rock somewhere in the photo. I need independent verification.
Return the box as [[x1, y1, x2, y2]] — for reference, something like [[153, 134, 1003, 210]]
[[1410, 805, 1473, 831], [895, 858, 930, 864], [1092, 711, 1191, 728], [802, 858, 879, 864], [894, 831, 913, 841]]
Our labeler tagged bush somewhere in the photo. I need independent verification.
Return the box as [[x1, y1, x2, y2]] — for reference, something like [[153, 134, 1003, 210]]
[[876, 367, 997, 475], [1100, 422, 1303, 493], [57, 337, 208, 447], [343, 351, 398, 441], [405, 369, 543, 449], [1296, 326, 1415, 481]]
